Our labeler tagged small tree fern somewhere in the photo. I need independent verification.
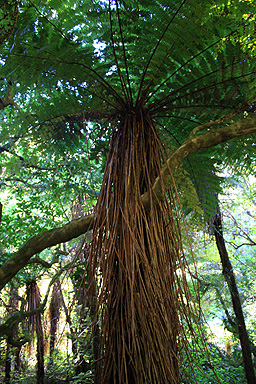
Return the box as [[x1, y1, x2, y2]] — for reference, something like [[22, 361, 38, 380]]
[[26, 280, 44, 384]]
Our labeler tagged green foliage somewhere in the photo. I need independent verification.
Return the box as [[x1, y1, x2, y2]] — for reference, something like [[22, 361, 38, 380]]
[[0, 0, 18, 46], [0, 0, 255, 223], [182, 343, 247, 384], [191, 173, 256, 381], [70, 372, 93, 384]]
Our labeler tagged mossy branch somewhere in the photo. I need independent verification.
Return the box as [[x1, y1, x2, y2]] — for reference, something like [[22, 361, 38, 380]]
[[0, 214, 94, 290], [141, 113, 256, 209]]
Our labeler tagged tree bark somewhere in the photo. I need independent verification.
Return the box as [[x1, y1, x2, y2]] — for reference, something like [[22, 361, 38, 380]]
[[36, 314, 44, 384], [213, 208, 256, 384], [4, 340, 11, 384], [49, 281, 61, 362], [4, 286, 21, 383], [1, 114, 256, 289]]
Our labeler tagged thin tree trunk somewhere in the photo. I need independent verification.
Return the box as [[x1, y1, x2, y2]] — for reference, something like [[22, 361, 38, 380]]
[[4, 339, 11, 384], [36, 314, 44, 384], [213, 208, 256, 384], [4, 286, 21, 383], [215, 289, 256, 360], [58, 282, 77, 357], [14, 346, 21, 371], [49, 280, 61, 363]]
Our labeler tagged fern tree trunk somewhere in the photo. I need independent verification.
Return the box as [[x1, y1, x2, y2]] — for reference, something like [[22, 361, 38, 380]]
[[90, 109, 193, 384], [213, 208, 256, 384]]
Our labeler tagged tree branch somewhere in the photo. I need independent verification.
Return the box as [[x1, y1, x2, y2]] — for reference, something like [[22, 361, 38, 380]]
[[0, 214, 94, 290], [141, 113, 256, 209], [1, 113, 256, 289], [27, 257, 52, 268], [188, 101, 253, 139]]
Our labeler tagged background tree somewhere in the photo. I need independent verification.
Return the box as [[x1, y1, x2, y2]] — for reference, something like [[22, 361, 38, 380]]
[[213, 206, 255, 383], [48, 280, 61, 364]]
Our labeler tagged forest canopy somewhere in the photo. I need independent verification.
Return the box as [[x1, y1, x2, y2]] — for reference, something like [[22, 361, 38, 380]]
[[1, 0, 256, 383]]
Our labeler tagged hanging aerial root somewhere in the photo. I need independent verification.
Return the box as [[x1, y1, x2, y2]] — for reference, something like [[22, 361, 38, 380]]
[[89, 108, 209, 384]]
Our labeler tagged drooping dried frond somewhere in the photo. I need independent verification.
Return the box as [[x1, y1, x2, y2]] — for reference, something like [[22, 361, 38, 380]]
[[89, 107, 209, 383], [26, 280, 44, 384], [26, 280, 41, 341]]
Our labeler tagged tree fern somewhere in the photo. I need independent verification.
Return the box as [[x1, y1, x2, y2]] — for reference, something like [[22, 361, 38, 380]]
[[1, 0, 256, 383]]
